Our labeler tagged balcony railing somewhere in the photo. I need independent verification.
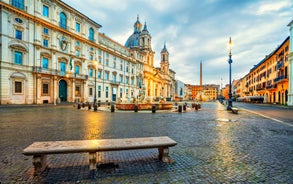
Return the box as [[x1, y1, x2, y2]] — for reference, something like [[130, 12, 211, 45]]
[[109, 80, 120, 85], [274, 75, 287, 83], [276, 61, 284, 70]]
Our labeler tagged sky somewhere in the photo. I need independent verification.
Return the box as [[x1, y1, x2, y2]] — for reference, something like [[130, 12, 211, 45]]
[[62, 0, 292, 86]]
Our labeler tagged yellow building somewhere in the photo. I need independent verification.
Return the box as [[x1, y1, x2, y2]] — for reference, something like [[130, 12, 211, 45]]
[[236, 36, 290, 104]]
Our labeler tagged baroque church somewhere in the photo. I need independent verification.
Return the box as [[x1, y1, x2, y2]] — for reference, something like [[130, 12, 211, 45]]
[[0, 0, 176, 104]]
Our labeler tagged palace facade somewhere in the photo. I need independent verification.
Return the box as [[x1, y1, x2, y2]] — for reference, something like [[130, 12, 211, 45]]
[[0, 0, 176, 104]]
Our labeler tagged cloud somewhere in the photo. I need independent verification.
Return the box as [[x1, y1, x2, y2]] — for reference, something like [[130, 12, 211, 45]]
[[62, 0, 292, 86], [256, 1, 291, 15]]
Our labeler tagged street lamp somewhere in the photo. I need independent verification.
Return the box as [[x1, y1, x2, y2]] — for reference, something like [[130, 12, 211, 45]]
[[227, 37, 233, 110], [93, 61, 97, 105]]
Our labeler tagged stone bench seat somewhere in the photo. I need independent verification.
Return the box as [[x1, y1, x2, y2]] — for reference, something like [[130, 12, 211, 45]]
[[23, 136, 177, 173]]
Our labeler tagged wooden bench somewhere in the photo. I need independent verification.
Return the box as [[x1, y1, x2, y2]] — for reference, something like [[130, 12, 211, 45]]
[[22, 136, 177, 173], [231, 107, 239, 114]]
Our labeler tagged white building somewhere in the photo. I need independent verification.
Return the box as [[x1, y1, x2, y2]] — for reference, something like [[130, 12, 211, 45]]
[[0, 0, 176, 104]]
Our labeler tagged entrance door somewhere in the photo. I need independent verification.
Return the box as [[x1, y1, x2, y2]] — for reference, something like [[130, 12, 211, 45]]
[[59, 80, 67, 102], [112, 87, 117, 102]]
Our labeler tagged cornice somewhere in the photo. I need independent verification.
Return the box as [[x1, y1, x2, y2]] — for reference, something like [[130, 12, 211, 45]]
[[0, 1, 134, 62]]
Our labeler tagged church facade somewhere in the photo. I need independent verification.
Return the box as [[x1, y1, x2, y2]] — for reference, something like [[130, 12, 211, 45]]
[[0, 0, 176, 104]]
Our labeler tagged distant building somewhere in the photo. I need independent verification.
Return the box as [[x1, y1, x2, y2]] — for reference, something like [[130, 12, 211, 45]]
[[175, 80, 185, 101], [235, 36, 290, 104]]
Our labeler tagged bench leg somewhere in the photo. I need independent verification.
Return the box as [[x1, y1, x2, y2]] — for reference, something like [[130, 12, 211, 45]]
[[88, 152, 97, 170], [158, 147, 169, 162], [33, 155, 47, 173]]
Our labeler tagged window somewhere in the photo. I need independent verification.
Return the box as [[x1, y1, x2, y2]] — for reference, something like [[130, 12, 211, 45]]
[[42, 57, 48, 69], [126, 66, 129, 72], [15, 18, 23, 24], [131, 78, 134, 85], [98, 86, 101, 98], [89, 87, 93, 96], [75, 65, 80, 75], [106, 59, 109, 66], [105, 87, 109, 98], [42, 5, 49, 17], [76, 41, 80, 46], [120, 64, 123, 71], [60, 62, 66, 75], [98, 70, 101, 79], [14, 51, 22, 65], [15, 30, 22, 40], [120, 88, 122, 98], [59, 12, 67, 29], [98, 57, 101, 64], [89, 28, 94, 41], [126, 77, 129, 84], [114, 62, 116, 69], [43, 39, 48, 47], [14, 81, 22, 93], [43, 28, 49, 34], [75, 50, 80, 57], [113, 75, 117, 83], [42, 83, 49, 95], [12, 0, 24, 10], [75, 85, 80, 96], [120, 75, 123, 83], [89, 69, 93, 77], [105, 72, 109, 80], [90, 54, 93, 61], [76, 22, 80, 33]]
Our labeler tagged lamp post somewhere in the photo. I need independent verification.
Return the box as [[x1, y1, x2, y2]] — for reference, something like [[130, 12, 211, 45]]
[[94, 61, 97, 105], [227, 37, 233, 110]]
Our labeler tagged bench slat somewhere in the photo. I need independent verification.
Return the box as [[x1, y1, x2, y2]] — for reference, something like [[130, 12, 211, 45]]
[[23, 136, 177, 155]]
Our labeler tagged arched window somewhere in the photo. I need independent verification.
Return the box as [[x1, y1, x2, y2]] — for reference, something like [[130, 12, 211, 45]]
[[60, 12, 67, 29], [89, 28, 94, 41]]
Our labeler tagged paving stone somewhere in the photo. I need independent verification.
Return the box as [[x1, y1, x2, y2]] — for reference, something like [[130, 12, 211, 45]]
[[0, 103, 292, 183]]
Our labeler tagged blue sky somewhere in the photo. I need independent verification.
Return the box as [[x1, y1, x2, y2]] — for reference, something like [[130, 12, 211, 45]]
[[62, 0, 292, 86]]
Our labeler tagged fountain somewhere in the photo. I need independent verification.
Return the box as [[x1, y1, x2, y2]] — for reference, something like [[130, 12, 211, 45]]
[[115, 86, 173, 110]]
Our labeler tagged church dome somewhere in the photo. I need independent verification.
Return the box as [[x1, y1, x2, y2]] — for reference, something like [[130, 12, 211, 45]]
[[124, 16, 142, 48], [125, 32, 140, 48], [125, 16, 142, 48]]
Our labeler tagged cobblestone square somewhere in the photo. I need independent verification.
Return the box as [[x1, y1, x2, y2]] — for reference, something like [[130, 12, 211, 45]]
[[0, 102, 293, 183]]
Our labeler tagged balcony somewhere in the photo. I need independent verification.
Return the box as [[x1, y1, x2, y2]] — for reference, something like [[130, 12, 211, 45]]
[[266, 84, 277, 90], [109, 80, 120, 85], [276, 61, 284, 70], [274, 75, 288, 84]]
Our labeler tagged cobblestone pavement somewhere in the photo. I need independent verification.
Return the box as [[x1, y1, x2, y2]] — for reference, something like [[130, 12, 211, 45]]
[[0, 102, 292, 183]]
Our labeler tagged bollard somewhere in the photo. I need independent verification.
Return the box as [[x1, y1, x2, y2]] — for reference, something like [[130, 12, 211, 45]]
[[178, 105, 182, 113], [77, 103, 81, 109], [93, 104, 97, 111], [152, 105, 156, 113], [183, 104, 186, 111], [82, 103, 85, 108], [134, 105, 138, 112], [192, 103, 195, 108], [111, 104, 115, 112], [195, 104, 198, 111], [88, 103, 91, 110], [97, 102, 101, 107], [198, 104, 201, 109]]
